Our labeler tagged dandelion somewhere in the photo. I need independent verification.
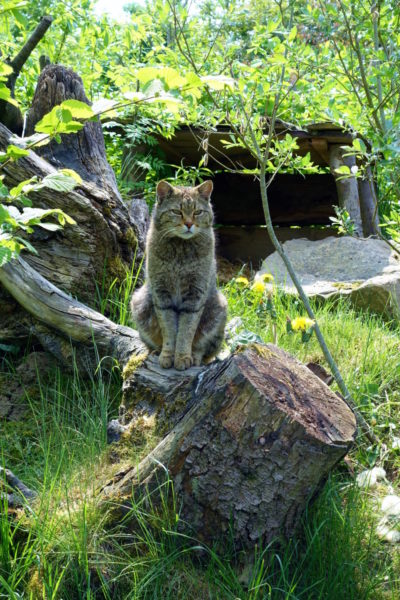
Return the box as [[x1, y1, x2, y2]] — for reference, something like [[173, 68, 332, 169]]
[[258, 272, 274, 283], [235, 276, 249, 286], [251, 281, 267, 293], [291, 316, 315, 332]]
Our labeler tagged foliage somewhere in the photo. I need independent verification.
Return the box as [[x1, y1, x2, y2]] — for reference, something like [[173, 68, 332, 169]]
[[0, 171, 77, 266]]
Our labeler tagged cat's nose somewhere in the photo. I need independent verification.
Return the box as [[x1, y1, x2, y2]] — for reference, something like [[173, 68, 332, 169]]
[[184, 221, 193, 229]]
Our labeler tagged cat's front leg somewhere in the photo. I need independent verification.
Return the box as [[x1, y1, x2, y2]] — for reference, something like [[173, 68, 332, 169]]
[[174, 309, 203, 370], [174, 285, 205, 370], [153, 288, 178, 369], [154, 306, 177, 368]]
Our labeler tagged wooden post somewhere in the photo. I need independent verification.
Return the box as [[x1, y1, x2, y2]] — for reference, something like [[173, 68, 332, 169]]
[[328, 144, 363, 236], [358, 166, 379, 236]]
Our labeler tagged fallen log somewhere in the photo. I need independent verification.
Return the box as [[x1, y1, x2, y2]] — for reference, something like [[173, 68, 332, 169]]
[[0, 257, 357, 549], [0, 257, 146, 368]]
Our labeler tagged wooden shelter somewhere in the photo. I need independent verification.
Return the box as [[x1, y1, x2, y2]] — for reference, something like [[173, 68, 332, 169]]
[[152, 122, 378, 266]]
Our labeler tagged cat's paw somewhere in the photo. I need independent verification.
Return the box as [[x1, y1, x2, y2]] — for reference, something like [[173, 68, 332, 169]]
[[192, 353, 203, 366], [159, 352, 174, 369], [174, 354, 193, 370]]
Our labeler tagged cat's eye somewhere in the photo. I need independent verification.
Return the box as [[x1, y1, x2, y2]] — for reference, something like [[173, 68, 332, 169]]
[[171, 210, 182, 216], [194, 210, 204, 216]]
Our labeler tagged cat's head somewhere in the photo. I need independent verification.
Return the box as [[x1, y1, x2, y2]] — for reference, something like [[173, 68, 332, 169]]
[[154, 180, 214, 240]]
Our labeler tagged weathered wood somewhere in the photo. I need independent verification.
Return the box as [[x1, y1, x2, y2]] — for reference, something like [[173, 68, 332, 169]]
[[152, 125, 356, 170], [0, 257, 146, 368], [26, 65, 121, 200], [358, 167, 379, 236], [328, 144, 363, 236], [104, 345, 357, 549], [0, 120, 141, 343]]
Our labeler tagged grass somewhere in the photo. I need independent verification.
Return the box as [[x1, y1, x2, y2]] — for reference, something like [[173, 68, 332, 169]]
[[1, 271, 400, 599]]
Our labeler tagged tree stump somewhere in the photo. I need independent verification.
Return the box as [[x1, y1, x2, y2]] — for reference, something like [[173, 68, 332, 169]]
[[25, 65, 121, 200], [0, 64, 148, 343], [0, 257, 356, 548], [104, 345, 356, 549]]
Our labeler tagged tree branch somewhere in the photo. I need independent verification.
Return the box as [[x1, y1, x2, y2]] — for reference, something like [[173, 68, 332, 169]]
[[8, 16, 53, 92]]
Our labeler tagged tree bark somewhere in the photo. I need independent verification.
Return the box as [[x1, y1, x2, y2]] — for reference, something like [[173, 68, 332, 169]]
[[358, 167, 379, 236], [328, 144, 363, 236], [0, 116, 142, 342], [104, 344, 356, 549], [25, 65, 121, 199], [0, 257, 146, 368]]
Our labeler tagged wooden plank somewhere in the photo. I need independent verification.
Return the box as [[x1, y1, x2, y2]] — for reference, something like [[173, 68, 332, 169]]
[[155, 125, 355, 169]]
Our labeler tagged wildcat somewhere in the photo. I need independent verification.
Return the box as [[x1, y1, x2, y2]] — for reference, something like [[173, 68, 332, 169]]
[[130, 179, 227, 371]]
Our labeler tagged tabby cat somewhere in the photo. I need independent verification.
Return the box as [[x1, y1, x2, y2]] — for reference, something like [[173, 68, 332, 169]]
[[130, 180, 227, 370]]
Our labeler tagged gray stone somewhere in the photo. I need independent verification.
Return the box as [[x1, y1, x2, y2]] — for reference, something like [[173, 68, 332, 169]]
[[257, 236, 400, 318]]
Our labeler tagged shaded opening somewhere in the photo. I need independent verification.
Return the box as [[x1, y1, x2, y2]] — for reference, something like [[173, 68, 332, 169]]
[[151, 124, 347, 266]]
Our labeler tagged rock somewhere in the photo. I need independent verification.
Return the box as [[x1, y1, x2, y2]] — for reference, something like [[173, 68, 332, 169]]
[[376, 495, 400, 543], [356, 466, 386, 489], [107, 419, 128, 444], [258, 237, 400, 318]]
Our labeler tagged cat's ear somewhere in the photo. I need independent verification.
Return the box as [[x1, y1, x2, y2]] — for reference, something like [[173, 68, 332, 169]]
[[195, 180, 213, 201], [156, 180, 174, 203]]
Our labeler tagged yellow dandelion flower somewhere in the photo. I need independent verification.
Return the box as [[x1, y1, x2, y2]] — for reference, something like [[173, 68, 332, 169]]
[[258, 272, 274, 282], [291, 316, 315, 332], [251, 281, 267, 293], [235, 276, 249, 285]]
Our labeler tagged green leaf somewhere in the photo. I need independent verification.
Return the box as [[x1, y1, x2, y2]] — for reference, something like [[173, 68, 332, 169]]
[[61, 108, 73, 123], [39, 172, 80, 193], [0, 203, 11, 224], [288, 26, 297, 41], [0, 62, 13, 77], [60, 99, 94, 119], [59, 169, 82, 184], [63, 122, 84, 133], [36, 222, 62, 231], [0, 86, 11, 101], [353, 138, 367, 153], [6, 144, 29, 159], [9, 177, 38, 198], [334, 165, 351, 175], [0, 246, 14, 267], [201, 75, 234, 91]]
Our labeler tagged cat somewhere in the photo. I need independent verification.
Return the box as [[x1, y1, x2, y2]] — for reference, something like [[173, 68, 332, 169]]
[[130, 179, 227, 371]]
